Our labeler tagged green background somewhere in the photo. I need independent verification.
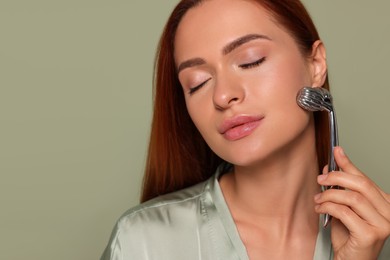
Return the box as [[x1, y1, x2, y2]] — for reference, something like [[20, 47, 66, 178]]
[[1, 1, 389, 259]]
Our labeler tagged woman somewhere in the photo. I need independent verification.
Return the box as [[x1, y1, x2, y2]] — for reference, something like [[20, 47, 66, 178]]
[[101, 0, 390, 259]]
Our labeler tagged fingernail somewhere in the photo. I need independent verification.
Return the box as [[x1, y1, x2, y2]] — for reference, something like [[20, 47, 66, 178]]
[[314, 193, 321, 201], [339, 147, 345, 157], [317, 174, 328, 182]]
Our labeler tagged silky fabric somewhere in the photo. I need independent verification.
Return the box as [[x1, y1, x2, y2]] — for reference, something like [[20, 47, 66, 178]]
[[101, 164, 390, 260]]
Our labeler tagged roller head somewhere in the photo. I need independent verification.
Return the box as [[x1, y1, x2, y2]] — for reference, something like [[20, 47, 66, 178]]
[[296, 87, 333, 112]]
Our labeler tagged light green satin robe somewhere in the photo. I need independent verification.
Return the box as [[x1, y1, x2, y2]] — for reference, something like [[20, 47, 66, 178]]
[[101, 164, 390, 260]]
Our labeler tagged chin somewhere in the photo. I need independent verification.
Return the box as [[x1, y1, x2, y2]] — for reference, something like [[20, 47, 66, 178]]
[[215, 141, 273, 167], [215, 130, 311, 168]]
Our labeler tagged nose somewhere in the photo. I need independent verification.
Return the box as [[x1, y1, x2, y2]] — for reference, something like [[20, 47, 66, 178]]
[[213, 74, 245, 110]]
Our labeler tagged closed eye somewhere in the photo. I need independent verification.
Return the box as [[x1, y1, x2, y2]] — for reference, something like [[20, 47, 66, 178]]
[[189, 78, 212, 95], [239, 57, 266, 69]]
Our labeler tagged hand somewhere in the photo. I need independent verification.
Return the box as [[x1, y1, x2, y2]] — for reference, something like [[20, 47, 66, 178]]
[[314, 146, 390, 260]]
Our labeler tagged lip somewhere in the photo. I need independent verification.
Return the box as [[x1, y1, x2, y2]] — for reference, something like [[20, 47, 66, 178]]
[[218, 115, 264, 141]]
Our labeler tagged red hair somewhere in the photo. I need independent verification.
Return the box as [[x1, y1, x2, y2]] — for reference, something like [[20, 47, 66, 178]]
[[141, 0, 330, 202]]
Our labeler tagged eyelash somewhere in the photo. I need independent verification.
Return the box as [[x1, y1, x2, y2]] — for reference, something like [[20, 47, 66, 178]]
[[189, 78, 211, 95], [187, 57, 265, 95], [239, 57, 266, 69]]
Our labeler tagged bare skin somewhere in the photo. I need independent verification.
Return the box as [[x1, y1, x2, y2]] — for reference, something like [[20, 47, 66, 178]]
[[176, 0, 326, 258], [175, 0, 390, 259]]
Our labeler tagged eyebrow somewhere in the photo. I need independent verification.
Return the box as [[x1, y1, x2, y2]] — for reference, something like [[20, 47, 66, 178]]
[[177, 58, 206, 74], [177, 33, 271, 73], [222, 34, 271, 55]]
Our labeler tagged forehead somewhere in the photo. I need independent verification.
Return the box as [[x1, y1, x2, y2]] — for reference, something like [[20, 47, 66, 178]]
[[174, 0, 290, 61]]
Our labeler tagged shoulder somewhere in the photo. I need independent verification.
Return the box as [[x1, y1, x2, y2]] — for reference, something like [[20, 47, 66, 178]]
[[101, 179, 213, 260], [118, 180, 207, 228]]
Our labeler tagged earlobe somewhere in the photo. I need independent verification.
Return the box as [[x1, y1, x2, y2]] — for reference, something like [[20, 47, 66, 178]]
[[310, 40, 327, 88]]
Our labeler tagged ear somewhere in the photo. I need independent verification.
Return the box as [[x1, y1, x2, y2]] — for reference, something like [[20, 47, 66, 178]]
[[309, 40, 327, 88]]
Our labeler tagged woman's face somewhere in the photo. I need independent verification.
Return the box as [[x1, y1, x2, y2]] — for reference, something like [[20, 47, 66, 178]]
[[174, 0, 326, 166]]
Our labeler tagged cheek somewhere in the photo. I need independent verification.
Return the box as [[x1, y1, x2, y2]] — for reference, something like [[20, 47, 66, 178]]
[[251, 57, 312, 128], [244, 59, 311, 110], [266, 51, 311, 90], [185, 97, 221, 153], [185, 98, 210, 135]]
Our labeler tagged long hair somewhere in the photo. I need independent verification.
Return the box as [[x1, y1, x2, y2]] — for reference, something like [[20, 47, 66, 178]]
[[141, 0, 330, 202]]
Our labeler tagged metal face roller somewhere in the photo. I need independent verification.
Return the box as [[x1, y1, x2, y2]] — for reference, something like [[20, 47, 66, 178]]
[[297, 86, 340, 227]]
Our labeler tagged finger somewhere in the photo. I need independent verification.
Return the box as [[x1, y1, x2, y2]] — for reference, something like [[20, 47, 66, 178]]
[[334, 147, 388, 195], [322, 164, 329, 174], [382, 192, 390, 204], [328, 146, 389, 204], [318, 173, 390, 220], [315, 189, 389, 227], [315, 201, 366, 234], [315, 202, 389, 245], [333, 146, 363, 176]]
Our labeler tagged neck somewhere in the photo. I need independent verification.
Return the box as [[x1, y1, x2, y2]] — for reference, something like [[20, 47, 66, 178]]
[[219, 124, 321, 241]]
